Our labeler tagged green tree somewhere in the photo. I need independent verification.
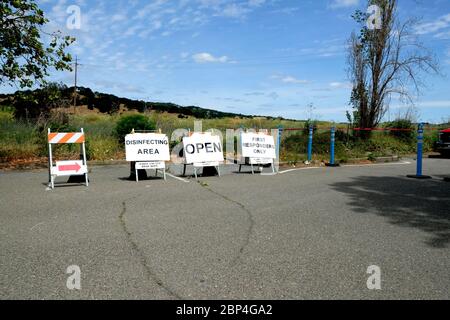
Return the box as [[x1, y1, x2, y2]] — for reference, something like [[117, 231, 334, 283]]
[[115, 114, 156, 141], [13, 82, 69, 119], [385, 118, 414, 141], [0, 0, 74, 88]]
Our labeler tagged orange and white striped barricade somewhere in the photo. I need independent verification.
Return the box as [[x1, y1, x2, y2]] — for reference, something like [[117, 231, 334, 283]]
[[48, 128, 89, 189]]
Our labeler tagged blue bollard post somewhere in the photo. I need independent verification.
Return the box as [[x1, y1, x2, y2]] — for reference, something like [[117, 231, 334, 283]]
[[326, 127, 340, 167], [417, 123, 424, 176], [277, 125, 283, 172], [307, 125, 313, 163], [407, 123, 431, 179], [277, 125, 283, 161]]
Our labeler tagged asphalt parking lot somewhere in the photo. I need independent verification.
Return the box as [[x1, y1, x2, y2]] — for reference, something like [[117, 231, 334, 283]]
[[0, 158, 449, 299]]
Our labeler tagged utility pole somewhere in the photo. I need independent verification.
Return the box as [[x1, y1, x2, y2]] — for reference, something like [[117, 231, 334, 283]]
[[143, 96, 151, 113], [73, 56, 79, 114]]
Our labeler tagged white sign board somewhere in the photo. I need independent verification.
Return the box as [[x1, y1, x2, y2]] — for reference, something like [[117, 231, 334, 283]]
[[193, 161, 220, 168], [136, 161, 165, 170], [125, 133, 170, 162], [241, 133, 276, 159], [51, 160, 87, 177], [249, 158, 273, 165], [183, 133, 224, 164]]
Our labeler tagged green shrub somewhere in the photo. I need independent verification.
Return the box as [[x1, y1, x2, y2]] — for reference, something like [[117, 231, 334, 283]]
[[303, 119, 318, 135], [368, 153, 377, 162], [339, 156, 349, 164], [0, 109, 13, 122], [384, 119, 415, 142], [282, 131, 346, 156], [85, 138, 121, 161], [283, 133, 308, 154], [115, 114, 156, 141], [353, 133, 415, 156], [424, 131, 439, 153]]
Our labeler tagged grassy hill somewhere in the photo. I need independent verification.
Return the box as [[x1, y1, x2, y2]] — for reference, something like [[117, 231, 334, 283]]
[[0, 84, 444, 168], [0, 89, 307, 165], [0, 84, 296, 121]]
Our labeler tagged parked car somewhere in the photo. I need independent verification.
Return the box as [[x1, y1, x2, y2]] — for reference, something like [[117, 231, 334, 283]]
[[436, 128, 450, 156]]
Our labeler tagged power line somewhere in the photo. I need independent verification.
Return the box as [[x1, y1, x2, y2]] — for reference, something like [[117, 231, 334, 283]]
[[72, 56, 82, 113]]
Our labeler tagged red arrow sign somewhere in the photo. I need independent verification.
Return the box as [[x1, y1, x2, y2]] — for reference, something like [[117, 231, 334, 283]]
[[58, 163, 82, 172]]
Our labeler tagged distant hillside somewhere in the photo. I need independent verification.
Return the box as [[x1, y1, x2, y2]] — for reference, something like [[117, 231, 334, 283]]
[[0, 84, 289, 121]]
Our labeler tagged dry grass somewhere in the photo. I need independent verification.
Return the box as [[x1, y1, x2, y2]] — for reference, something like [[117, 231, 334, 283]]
[[0, 108, 441, 165]]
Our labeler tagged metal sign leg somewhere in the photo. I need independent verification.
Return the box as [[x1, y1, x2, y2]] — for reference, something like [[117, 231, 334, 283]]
[[48, 145, 52, 185], [48, 129, 53, 187], [216, 166, 221, 177], [81, 133, 89, 187]]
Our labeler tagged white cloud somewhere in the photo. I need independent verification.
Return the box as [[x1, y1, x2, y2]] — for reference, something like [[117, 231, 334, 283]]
[[415, 13, 450, 35], [197, 0, 267, 19], [329, 0, 359, 9], [434, 31, 450, 39], [281, 76, 309, 84], [330, 82, 352, 89], [192, 52, 229, 63], [417, 100, 450, 109], [111, 13, 127, 22], [136, 0, 169, 19], [271, 7, 299, 15], [248, 0, 266, 7], [124, 25, 142, 37], [272, 74, 309, 84], [221, 3, 250, 18]]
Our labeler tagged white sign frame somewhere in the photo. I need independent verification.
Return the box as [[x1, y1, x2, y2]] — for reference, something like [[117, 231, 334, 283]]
[[51, 160, 88, 177], [125, 133, 170, 162], [249, 158, 273, 165], [135, 161, 166, 182], [241, 132, 276, 159], [182, 133, 223, 179], [135, 161, 166, 170], [239, 132, 276, 175], [183, 133, 224, 165], [125, 133, 170, 183]]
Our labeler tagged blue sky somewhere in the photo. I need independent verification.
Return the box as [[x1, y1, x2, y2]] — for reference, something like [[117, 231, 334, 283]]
[[4, 0, 450, 122]]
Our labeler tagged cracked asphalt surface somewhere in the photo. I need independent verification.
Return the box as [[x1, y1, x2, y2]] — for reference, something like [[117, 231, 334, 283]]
[[0, 158, 449, 299]]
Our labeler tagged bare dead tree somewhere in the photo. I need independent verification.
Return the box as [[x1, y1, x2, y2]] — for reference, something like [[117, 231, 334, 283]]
[[347, 0, 439, 137]]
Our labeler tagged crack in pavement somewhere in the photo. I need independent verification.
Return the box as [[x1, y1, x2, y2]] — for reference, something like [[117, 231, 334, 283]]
[[198, 181, 255, 267], [119, 198, 182, 299]]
